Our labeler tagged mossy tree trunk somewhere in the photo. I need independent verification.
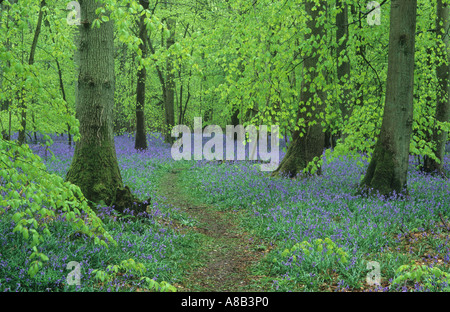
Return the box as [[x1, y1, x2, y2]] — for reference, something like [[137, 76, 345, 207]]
[[66, 0, 123, 206], [423, 0, 450, 175], [134, 0, 149, 150], [272, 0, 326, 178], [360, 0, 417, 196]]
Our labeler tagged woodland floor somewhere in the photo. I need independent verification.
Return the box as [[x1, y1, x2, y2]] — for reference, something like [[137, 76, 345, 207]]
[[158, 167, 270, 292]]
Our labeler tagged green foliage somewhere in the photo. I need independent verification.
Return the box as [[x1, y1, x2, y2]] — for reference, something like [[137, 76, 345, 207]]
[[1, 0, 449, 170], [140, 277, 177, 292], [0, 0, 79, 138], [390, 262, 450, 291], [264, 237, 353, 291], [91, 258, 177, 292], [0, 139, 116, 277], [303, 156, 323, 175], [3, 0, 450, 292], [272, 237, 349, 267]]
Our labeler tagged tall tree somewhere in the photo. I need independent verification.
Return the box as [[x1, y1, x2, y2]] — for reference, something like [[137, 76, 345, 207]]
[[272, 0, 326, 178], [164, 16, 176, 144], [177, 22, 192, 126], [0, 0, 11, 140], [45, 21, 72, 147], [336, 0, 351, 128], [325, 0, 351, 149], [66, 0, 147, 212], [17, 0, 45, 145], [350, 3, 366, 112], [134, 0, 150, 150], [359, 0, 417, 196], [422, 0, 450, 175]]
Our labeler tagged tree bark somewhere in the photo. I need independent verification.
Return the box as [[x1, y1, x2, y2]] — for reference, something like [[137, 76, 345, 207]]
[[272, 0, 326, 178], [351, 4, 365, 109], [44, 21, 72, 146], [423, 0, 450, 175], [17, 0, 45, 145], [336, 0, 351, 125], [359, 0, 417, 196], [324, 0, 351, 149], [66, 0, 126, 208], [134, 0, 149, 150], [0, 23, 9, 140], [1, 1, 14, 141], [164, 17, 176, 144]]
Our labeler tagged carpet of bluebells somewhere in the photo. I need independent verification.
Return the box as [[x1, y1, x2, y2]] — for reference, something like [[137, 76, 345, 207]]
[[181, 141, 450, 291], [1, 132, 450, 292], [0, 133, 192, 292]]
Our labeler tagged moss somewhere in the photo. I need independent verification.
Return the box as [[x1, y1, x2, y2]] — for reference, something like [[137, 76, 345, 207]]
[[66, 139, 150, 216], [93, 183, 107, 196], [359, 142, 406, 197], [113, 185, 150, 215], [66, 137, 122, 206], [272, 136, 310, 178]]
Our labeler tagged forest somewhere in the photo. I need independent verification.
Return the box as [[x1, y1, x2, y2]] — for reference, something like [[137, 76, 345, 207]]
[[1, 0, 450, 294]]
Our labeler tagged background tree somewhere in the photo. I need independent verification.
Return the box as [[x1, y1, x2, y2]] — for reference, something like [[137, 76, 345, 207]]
[[17, 0, 45, 145], [272, 0, 326, 178], [336, 0, 351, 139], [422, 0, 450, 175], [164, 16, 176, 143], [134, 0, 150, 150], [1, 0, 449, 195], [359, 0, 417, 196]]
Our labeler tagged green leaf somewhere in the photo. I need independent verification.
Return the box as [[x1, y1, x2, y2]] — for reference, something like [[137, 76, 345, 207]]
[[40, 253, 49, 262], [22, 227, 29, 240]]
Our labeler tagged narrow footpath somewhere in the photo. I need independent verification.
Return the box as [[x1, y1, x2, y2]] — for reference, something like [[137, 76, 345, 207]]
[[158, 168, 268, 292]]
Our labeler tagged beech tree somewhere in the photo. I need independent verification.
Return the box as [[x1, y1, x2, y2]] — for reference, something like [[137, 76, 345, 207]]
[[422, 0, 450, 175], [134, 0, 149, 150], [17, 0, 45, 145], [65, 0, 120, 204], [272, 0, 326, 178], [336, 0, 351, 130], [164, 16, 176, 144], [359, 0, 417, 196], [66, 0, 146, 212], [1, 0, 448, 204]]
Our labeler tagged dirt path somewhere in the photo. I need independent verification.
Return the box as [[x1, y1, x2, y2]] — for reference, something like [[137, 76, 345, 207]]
[[158, 168, 268, 292]]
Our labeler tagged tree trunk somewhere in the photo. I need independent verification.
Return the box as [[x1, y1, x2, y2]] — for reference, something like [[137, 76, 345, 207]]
[[45, 21, 72, 147], [423, 0, 450, 175], [272, 0, 326, 178], [359, 0, 417, 196], [351, 4, 365, 109], [66, 0, 147, 213], [419, 47, 436, 172], [1, 1, 12, 140], [56, 57, 72, 147], [114, 43, 128, 133], [0, 31, 9, 140], [18, 0, 45, 145], [164, 17, 176, 144], [134, 0, 149, 150], [336, 0, 351, 126]]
